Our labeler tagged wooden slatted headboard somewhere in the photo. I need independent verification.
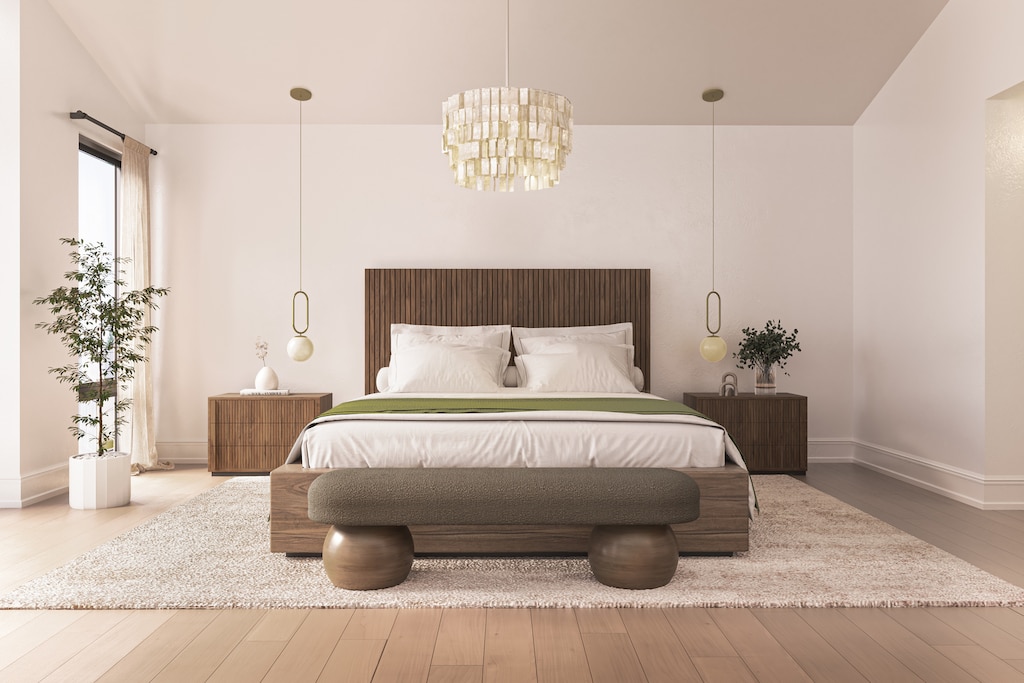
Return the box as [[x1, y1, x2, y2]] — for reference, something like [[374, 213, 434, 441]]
[[364, 269, 651, 394]]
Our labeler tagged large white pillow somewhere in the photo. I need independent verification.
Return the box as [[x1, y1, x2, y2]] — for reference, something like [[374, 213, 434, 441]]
[[389, 344, 511, 393], [390, 324, 511, 352], [511, 322, 633, 356], [513, 342, 638, 393]]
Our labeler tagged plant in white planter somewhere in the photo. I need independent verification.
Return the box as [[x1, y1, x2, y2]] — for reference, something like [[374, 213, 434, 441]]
[[34, 238, 169, 509]]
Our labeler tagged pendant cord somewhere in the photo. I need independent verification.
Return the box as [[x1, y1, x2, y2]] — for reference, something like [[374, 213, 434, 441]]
[[504, 0, 510, 88], [711, 99, 716, 292], [298, 98, 303, 292]]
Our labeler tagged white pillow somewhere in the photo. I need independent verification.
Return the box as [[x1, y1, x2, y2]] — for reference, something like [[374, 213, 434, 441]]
[[388, 344, 510, 393], [376, 366, 391, 392], [513, 343, 638, 393], [390, 324, 511, 352], [630, 366, 645, 391], [519, 334, 636, 368], [512, 322, 633, 356]]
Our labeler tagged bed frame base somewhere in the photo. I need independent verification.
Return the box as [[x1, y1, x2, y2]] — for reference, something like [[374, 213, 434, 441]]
[[270, 464, 750, 556]]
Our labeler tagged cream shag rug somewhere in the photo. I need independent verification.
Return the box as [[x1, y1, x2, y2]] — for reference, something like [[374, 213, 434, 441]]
[[3, 475, 1024, 610]]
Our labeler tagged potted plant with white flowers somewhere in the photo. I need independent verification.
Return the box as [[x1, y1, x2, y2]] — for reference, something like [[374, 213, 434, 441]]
[[34, 238, 169, 509]]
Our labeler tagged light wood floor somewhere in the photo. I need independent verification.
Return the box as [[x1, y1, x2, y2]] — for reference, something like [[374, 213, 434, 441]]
[[3, 463, 1024, 682]]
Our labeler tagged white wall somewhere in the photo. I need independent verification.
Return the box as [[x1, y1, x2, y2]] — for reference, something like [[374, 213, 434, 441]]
[[852, 0, 1024, 506], [147, 122, 854, 463], [6, 0, 147, 506], [986, 85, 1024, 479], [1, 0, 21, 501]]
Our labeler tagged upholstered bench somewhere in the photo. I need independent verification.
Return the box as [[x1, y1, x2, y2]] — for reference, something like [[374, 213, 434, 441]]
[[306, 467, 700, 590]]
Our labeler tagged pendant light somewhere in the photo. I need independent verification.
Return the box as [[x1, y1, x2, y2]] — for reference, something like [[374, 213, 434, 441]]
[[699, 88, 727, 362], [287, 87, 314, 362], [441, 0, 573, 191]]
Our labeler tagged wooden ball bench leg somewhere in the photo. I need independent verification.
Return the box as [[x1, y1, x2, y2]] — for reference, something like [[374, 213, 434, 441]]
[[587, 524, 679, 589], [322, 525, 414, 590]]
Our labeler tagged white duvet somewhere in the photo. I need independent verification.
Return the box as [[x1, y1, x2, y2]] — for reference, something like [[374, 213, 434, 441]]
[[287, 390, 749, 473]]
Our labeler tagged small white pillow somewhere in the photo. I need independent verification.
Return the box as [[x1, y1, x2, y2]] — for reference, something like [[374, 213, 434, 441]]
[[503, 365, 519, 388], [512, 322, 632, 356], [376, 366, 391, 392], [630, 366, 645, 391], [520, 335, 636, 368], [389, 344, 511, 393], [514, 343, 638, 393]]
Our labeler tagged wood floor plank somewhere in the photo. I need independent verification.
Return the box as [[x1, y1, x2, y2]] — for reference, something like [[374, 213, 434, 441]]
[[95, 610, 221, 683], [0, 611, 87, 671], [574, 608, 626, 634], [581, 632, 647, 683], [151, 609, 266, 682], [933, 645, 1024, 682], [262, 609, 354, 682], [318, 639, 387, 682], [0, 610, 129, 682], [342, 608, 399, 640], [970, 607, 1024, 642], [883, 608, 976, 646], [531, 608, 592, 683], [206, 641, 287, 683], [483, 608, 536, 683], [690, 656, 758, 682], [662, 608, 738, 657], [372, 608, 443, 683], [428, 665, 484, 683], [40, 610, 176, 683], [708, 608, 812, 682], [927, 607, 1024, 659], [246, 608, 310, 642], [0, 610, 44, 640], [751, 608, 868, 683], [618, 608, 702, 683], [794, 609, 924, 682], [839, 608, 979, 683], [433, 609, 485, 666]]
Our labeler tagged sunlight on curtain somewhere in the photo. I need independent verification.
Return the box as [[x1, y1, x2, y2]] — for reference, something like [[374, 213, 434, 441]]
[[120, 137, 172, 474]]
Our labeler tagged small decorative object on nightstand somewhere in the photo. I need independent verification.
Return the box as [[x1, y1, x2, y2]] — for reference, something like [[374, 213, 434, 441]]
[[208, 392, 332, 475], [683, 392, 807, 474]]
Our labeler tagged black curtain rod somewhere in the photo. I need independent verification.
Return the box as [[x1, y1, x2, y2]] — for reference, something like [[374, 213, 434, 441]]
[[69, 110, 158, 156]]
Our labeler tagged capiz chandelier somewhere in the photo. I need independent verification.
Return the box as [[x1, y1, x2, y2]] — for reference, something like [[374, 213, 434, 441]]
[[441, 2, 573, 191]]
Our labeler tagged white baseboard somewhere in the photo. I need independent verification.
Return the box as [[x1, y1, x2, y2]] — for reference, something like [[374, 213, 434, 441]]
[[809, 438, 1024, 510], [808, 439, 857, 463], [0, 462, 69, 508], [156, 442, 208, 467]]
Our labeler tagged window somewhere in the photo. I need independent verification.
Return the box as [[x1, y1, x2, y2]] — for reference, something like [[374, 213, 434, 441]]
[[77, 139, 120, 451]]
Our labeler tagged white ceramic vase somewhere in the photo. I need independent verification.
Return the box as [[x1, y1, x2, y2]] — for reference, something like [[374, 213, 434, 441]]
[[69, 451, 131, 509], [255, 366, 279, 390]]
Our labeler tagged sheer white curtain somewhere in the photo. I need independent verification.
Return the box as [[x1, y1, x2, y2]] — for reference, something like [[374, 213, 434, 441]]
[[120, 137, 172, 474]]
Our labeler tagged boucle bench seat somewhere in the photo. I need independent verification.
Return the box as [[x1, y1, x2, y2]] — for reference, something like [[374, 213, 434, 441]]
[[307, 467, 700, 590]]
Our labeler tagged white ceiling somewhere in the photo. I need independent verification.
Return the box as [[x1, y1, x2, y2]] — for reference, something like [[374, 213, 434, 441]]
[[49, 0, 948, 126]]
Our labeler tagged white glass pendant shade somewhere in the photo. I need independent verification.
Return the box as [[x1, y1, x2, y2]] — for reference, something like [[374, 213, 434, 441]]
[[699, 335, 727, 362], [287, 334, 314, 362]]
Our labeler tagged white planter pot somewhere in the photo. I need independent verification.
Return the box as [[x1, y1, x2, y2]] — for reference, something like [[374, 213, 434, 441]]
[[69, 451, 132, 509]]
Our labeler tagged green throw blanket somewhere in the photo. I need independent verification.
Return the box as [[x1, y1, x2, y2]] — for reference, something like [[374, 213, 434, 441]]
[[320, 396, 709, 419]]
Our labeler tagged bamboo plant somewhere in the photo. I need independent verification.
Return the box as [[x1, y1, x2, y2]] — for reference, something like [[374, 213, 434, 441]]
[[34, 238, 169, 456]]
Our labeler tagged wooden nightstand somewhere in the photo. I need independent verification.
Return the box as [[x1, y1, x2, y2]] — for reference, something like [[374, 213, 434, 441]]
[[208, 392, 333, 475], [682, 392, 807, 474]]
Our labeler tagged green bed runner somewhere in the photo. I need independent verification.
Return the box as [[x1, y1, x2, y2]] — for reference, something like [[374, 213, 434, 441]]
[[321, 396, 708, 419]]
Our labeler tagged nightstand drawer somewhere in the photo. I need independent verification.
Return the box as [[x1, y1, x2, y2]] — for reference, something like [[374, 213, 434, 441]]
[[207, 393, 333, 474], [682, 392, 807, 474]]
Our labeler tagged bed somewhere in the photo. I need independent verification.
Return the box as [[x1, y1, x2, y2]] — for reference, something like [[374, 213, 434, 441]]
[[269, 268, 751, 555]]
